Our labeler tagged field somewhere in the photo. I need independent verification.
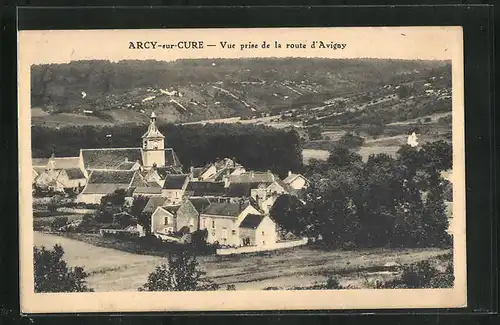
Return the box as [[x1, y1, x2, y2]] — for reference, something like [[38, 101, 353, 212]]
[[34, 231, 451, 292]]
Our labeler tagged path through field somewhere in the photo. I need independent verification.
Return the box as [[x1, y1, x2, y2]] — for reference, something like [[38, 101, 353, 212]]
[[34, 232, 450, 292]]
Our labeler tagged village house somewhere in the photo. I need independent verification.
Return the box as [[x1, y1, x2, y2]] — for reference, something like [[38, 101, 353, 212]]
[[189, 164, 217, 181], [282, 171, 309, 190], [250, 178, 294, 213], [32, 154, 88, 192], [142, 196, 169, 215], [199, 201, 273, 247], [150, 200, 199, 237], [53, 168, 87, 193], [185, 181, 227, 199], [77, 170, 137, 204], [239, 214, 278, 247], [161, 174, 190, 204]]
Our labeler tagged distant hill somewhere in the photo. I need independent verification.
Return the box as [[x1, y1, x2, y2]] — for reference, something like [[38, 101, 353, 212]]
[[31, 58, 450, 126]]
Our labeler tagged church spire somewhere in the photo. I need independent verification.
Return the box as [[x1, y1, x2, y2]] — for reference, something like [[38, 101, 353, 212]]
[[142, 111, 164, 139]]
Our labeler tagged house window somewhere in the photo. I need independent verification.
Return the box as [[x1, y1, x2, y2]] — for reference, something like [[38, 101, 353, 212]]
[[231, 230, 236, 235], [222, 228, 228, 239], [164, 216, 170, 225], [212, 220, 216, 229], [262, 231, 265, 236], [201, 219, 206, 229]]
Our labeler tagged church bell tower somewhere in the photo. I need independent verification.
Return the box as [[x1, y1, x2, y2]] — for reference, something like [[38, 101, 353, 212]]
[[142, 111, 165, 168]]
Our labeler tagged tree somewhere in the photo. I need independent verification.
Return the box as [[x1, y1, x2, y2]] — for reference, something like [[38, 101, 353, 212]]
[[138, 212, 152, 236], [326, 147, 363, 169], [422, 184, 451, 247], [96, 189, 127, 222], [129, 195, 149, 218], [420, 140, 452, 172], [270, 194, 306, 236], [307, 126, 322, 140], [191, 229, 209, 249], [34, 244, 93, 292], [139, 251, 219, 291], [334, 132, 365, 150]]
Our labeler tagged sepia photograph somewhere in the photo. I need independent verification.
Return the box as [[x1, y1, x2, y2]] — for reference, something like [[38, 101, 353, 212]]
[[18, 27, 466, 313]]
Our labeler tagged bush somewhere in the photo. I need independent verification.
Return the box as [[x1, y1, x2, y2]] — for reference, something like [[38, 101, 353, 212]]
[[377, 259, 454, 289], [50, 216, 69, 231], [334, 133, 365, 149]]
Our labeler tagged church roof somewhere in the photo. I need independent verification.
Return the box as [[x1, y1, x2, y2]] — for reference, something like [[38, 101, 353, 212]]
[[81, 148, 143, 170], [142, 112, 164, 139], [165, 148, 182, 167]]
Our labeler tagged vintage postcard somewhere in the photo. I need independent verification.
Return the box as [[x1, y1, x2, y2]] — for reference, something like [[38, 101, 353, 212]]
[[18, 27, 466, 313]]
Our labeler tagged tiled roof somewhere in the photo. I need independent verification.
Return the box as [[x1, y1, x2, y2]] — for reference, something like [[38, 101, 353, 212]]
[[163, 205, 181, 215], [239, 214, 264, 229], [81, 148, 143, 170], [283, 173, 302, 184], [209, 167, 235, 182], [142, 197, 168, 214], [162, 174, 189, 190], [274, 178, 294, 193], [201, 202, 246, 218], [130, 172, 149, 188], [65, 168, 86, 180], [116, 161, 139, 170], [226, 182, 261, 197], [156, 166, 183, 178], [133, 187, 162, 195], [188, 197, 211, 213], [81, 183, 129, 195], [165, 148, 182, 167], [87, 170, 136, 184], [185, 181, 226, 196], [228, 172, 275, 184]]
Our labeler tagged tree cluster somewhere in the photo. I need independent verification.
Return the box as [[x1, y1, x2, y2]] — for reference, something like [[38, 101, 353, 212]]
[[271, 141, 452, 249]]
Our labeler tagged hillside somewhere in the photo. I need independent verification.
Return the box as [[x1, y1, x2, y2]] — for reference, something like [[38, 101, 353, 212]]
[[30, 58, 450, 126]]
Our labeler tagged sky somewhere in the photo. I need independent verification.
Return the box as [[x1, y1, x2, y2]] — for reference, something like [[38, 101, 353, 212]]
[[18, 27, 461, 65]]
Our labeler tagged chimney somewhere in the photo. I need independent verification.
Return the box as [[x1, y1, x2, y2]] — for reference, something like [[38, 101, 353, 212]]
[[288, 170, 292, 177]]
